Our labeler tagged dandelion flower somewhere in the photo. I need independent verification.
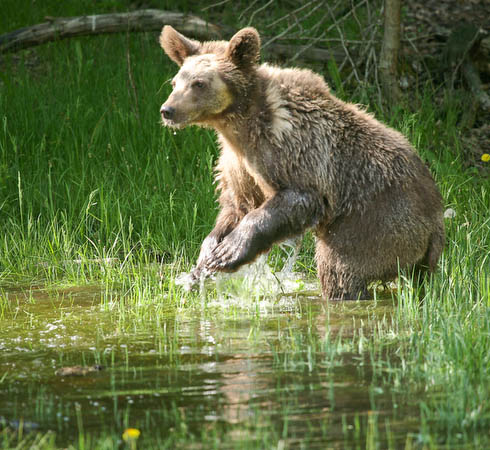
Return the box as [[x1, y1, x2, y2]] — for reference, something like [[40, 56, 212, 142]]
[[444, 208, 456, 219], [482, 153, 490, 162], [123, 428, 141, 441]]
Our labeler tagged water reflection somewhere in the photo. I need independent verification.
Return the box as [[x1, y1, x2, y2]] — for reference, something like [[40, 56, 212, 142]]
[[0, 283, 416, 447]]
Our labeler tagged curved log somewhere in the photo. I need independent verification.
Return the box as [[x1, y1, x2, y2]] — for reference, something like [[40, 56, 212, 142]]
[[0, 9, 224, 53], [0, 9, 346, 64]]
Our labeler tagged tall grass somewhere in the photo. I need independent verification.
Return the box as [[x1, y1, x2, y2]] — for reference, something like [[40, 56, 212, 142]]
[[0, 31, 219, 284], [391, 189, 489, 442]]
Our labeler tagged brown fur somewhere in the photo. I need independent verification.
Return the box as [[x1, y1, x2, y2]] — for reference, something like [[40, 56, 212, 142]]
[[159, 26, 445, 300]]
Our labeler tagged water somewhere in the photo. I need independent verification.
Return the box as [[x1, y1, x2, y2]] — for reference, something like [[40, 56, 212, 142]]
[[176, 237, 310, 306], [0, 278, 420, 448]]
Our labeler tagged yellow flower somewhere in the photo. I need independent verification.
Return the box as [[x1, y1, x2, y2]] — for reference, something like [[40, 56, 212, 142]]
[[481, 153, 490, 162], [123, 428, 141, 441]]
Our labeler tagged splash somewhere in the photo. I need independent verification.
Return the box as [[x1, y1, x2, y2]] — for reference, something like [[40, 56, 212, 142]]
[[175, 238, 320, 310]]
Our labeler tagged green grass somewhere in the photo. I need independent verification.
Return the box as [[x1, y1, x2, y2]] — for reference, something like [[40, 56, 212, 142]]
[[0, 30, 216, 283], [1, 1, 489, 449]]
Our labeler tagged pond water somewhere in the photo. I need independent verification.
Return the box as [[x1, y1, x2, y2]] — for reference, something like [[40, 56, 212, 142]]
[[0, 275, 421, 448]]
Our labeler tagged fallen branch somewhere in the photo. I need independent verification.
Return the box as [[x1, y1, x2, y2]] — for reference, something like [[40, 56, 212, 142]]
[[0, 9, 224, 53], [0, 9, 347, 64]]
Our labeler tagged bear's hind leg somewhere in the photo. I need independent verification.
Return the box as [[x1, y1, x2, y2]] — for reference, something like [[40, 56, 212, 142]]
[[315, 237, 369, 300]]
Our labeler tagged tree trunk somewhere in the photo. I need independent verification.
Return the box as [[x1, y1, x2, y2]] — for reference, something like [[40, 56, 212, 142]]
[[379, 0, 402, 103]]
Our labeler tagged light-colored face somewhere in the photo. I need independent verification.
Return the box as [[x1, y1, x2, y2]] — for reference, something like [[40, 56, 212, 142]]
[[160, 55, 233, 127]]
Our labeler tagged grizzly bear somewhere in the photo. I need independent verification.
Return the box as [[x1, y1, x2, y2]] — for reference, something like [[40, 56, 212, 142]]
[[159, 26, 445, 300]]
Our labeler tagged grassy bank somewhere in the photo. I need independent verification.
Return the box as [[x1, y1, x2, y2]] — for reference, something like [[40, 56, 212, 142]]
[[1, 1, 489, 448]]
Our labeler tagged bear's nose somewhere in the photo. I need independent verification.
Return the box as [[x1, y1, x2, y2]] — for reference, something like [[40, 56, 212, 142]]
[[161, 106, 175, 120]]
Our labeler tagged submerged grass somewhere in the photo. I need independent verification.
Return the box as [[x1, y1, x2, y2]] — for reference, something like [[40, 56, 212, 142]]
[[1, 1, 489, 448]]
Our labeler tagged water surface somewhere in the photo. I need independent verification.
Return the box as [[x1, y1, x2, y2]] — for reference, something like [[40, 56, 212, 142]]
[[0, 282, 419, 448]]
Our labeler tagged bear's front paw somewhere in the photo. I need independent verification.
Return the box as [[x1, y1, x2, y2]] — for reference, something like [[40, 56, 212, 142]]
[[196, 234, 220, 267], [206, 230, 255, 272]]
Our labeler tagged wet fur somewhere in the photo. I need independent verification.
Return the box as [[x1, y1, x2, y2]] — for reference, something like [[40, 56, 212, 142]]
[[160, 26, 445, 300]]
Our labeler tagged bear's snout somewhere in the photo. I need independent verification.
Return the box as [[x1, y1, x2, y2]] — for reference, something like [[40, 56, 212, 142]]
[[160, 105, 176, 120]]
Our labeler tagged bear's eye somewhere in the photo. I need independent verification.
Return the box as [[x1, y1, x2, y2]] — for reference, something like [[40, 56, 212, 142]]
[[192, 80, 205, 89]]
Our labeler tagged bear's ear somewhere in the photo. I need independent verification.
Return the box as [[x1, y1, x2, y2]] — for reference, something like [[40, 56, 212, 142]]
[[226, 27, 261, 68], [160, 26, 201, 66]]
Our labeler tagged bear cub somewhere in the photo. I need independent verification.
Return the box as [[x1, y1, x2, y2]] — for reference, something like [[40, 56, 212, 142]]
[[159, 25, 445, 300]]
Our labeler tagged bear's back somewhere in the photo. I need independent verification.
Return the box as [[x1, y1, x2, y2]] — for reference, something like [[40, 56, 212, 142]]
[[258, 64, 330, 101]]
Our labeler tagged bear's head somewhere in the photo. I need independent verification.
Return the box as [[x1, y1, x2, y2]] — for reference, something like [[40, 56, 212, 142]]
[[159, 26, 261, 127]]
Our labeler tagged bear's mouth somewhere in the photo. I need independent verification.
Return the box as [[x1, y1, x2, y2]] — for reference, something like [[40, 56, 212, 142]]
[[161, 114, 191, 129], [161, 108, 202, 128]]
